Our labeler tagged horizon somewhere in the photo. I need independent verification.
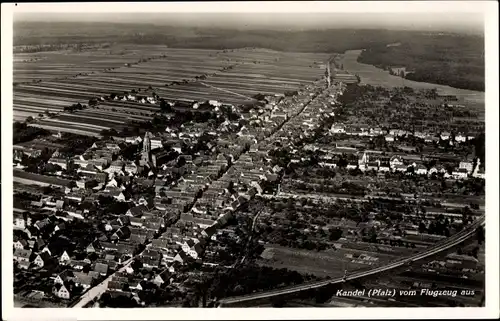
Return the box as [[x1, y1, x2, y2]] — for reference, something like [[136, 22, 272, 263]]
[[13, 12, 484, 35]]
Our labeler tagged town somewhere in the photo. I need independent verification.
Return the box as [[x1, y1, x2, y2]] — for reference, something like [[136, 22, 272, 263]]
[[11, 14, 486, 309]]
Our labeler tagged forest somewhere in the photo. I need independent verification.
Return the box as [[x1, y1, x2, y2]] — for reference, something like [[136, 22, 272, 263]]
[[357, 35, 484, 91]]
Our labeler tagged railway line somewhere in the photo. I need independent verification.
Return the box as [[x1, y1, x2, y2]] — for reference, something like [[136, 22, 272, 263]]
[[217, 215, 484, 306]]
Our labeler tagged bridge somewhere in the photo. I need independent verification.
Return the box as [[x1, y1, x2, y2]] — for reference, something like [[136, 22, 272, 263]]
[[217, 215, 484, 307]]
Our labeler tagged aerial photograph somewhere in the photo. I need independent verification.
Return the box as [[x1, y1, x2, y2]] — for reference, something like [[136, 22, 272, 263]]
[[7, 2, 491, 311]]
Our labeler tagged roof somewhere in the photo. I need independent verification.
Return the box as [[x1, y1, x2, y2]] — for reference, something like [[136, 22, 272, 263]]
[[36, 252, 52, 262], [128, 205, 148, 217], [73, 272, 93, 285], [108, 281, 125, 290], [14, 249, 32, 258], [94, 262, 109, 274]]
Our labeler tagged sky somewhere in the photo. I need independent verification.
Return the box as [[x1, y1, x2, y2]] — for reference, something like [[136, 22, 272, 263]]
[[14, 11, 484, 35]]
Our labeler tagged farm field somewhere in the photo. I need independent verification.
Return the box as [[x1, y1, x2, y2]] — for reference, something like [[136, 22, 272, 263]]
[[13, 46, 330, 136], [258, 244, 402, 278], [13, 169, 71, 187]]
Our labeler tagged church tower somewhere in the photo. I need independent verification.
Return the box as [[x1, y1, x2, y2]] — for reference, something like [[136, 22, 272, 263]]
[[141, 131, 151, 165]]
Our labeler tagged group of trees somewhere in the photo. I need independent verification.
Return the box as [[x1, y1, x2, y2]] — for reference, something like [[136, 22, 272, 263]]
[[358, 37, 484, 91], [63, 103, 86, 112], [194, 264, 317, 301], [13, 121, 50, 144]]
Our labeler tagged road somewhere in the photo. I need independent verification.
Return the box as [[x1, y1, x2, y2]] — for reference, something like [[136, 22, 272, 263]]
[[70, 255, 136, 308], [218, 215, 484, 306]]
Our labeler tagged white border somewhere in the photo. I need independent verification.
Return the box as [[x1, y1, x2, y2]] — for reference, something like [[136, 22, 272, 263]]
[[2, 2, 499, 320]]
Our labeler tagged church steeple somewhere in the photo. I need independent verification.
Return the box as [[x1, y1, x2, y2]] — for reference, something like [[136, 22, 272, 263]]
[[141, 131, 151, 164]]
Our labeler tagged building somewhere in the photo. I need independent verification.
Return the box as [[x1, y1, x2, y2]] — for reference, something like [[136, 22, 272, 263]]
[[150, 136, 163, 150], [415, 164, 428, 175], [108, 160, 124, 174], [440, 132, 451, 140], [459, 161, 474, 173], [330, 123, 346, 134], [53, 283, 72, 299], [452, 168, 469, 180], [14, 249, 32, 264], [455, 133, 467, 143], [124, 162, 138, 174], [472, 158, 485, 179], [358, 152, 369, 168], [389, 155, 404, 169], [33, 252, 54, 268], [140, 132, 152, 165], [385, 134, 395, 142]]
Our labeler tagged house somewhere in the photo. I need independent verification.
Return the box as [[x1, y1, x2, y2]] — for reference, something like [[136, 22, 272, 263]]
[[440, 132, 451, 140], [13, 213, 28, 229], [52, 282, 72, 299], [181, 239, 196, 253], [346, 161, 358, 170], [201, 225, 218, 241], [143, 257, 160, 269], [86, 241, 102, 253], [68, 260, 90, 271], [33, 252, 55, 268], [130, 233, 147, 244], [108, 160, 125, 173], [151, 239, 170, 250], [59, 250, 72, 265], [107, 281, 126, 292], [452, 168, 469, 180], [94, 262, 109, 276], [455, 133, 467, 143], [30, 238, 46, 252], [73, 272, 94, 289], [54, 270, 76, 285], [118, 215, 131, 226], [424, 136, 439, 143], [330, 123, 346, 134], [378, 163, 390, 172], [126, 205, 148, 218], [129, 217, 144, 227], [366, 161, 379, 172], [385, 134, 395, 142], [415, 164, 428, 175], [428, 165, 447, 176], [393, 164, 408, 172], [111, 226, 131, 241], [459, 161, 474, 173], [187, 243, 204, 259], [13, 239, 28, 250], [14, 249, 33, 264], [173, 251, 190, 264], [43, 240, 70, 257], [124, 162, 138, 174], [153, 270, 171, 287], [389, 155, 404, 169]]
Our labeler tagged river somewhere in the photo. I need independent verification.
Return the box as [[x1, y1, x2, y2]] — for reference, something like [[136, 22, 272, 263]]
[[341, 50, 485, 109]]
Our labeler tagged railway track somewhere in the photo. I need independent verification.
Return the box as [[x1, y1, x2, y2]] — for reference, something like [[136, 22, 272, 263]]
[[217, 215, 484, 306]]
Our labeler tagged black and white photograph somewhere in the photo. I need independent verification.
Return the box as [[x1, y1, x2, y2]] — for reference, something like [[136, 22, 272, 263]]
[[1, 1, 498, 320]]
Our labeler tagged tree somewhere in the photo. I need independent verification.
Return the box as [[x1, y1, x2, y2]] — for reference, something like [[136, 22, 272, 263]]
[[67, 181, 77, 189], [88, 98, 98, 107], [329, 228, 343, 241], [418, 222, 427, 234], [160, 99, 171, 112], [131, 259, 143, 271]]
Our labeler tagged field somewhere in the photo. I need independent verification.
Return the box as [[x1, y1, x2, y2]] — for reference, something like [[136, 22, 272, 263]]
[[258, 243, 409, 278], [13, 45, 330, 134]]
